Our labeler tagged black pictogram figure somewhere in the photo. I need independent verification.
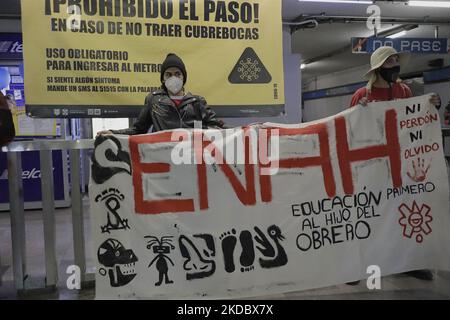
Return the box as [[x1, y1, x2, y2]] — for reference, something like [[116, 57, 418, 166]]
[[239, 230, 255, 272], [97, 239, 138, 287], [145, 236, 175, 286], [220, 229, 237, 273], [228, 47, 272, 84], [254, 225, 288, 269], [91, 135, 131, 184], [95, 188, 130, 234], [220, 229, 256, 273], [179, 234, 216, 280]]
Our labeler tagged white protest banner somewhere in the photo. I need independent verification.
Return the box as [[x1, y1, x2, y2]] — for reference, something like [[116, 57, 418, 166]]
[[90, 94, 450, 299]]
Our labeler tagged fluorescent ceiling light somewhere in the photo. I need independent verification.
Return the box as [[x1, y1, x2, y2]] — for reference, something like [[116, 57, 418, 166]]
[[408, 1, 450, 8], [300, 64, 307, 70], [298, 0, 373, 4], [387, 30, 407, 38]]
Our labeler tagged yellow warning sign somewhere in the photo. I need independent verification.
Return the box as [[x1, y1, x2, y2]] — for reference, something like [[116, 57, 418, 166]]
[[21, 0, 284, 118]]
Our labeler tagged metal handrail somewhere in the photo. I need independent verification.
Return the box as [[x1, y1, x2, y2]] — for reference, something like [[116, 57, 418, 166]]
[[1, 139, 94, 152], [1, 139, 95, 293]]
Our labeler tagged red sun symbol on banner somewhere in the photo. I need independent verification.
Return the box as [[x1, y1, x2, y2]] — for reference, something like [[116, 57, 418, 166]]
[[398, 201, 433, 243]]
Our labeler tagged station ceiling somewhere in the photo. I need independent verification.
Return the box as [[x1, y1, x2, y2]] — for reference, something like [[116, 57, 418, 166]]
[[1, 0, 449, 83]]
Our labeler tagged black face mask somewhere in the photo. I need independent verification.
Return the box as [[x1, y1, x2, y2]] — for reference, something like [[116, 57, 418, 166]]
[[378, 66, 400, 83]]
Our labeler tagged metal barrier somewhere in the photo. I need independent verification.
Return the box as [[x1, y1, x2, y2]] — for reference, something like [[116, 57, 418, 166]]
[[0, 139, 94, 294]]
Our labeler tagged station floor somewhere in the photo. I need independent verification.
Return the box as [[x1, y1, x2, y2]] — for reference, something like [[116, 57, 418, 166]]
[[1, 194, 450, 301]]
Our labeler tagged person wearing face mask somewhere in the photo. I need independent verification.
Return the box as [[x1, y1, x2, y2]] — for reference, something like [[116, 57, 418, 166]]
[[347, 46, 439, 285], [350, 46, 441, 109], [97, 53, 225, 136]]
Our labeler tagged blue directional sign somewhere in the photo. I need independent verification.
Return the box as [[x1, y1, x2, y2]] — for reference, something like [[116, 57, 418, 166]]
[[352, 37, 449, 54]]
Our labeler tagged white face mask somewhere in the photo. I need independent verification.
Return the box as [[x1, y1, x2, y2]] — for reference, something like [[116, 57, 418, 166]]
[[165, 76, 183, 95]]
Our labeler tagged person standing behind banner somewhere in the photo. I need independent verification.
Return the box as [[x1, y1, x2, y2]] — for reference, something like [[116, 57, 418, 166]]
[[350, 46, 441, 109], [0, 91, 15, 147], [97, 53, 226, 136], [347, 46, 440, 285]]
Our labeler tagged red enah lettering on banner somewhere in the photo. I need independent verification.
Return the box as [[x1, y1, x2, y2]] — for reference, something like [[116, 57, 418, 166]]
[[129, 109, 402, 214], [335, 109, 402, 194], [130, 128, 256, 214], [130, 132, 195, 214], [259, 123, 336, 200], [197, 128, 256, 210]]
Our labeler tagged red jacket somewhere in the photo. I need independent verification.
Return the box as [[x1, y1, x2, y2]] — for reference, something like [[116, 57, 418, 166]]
[[350, 82, 413, 108]]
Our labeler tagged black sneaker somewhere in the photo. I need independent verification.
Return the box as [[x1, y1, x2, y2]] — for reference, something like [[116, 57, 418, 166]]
[[404, 269, 434, 281]]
